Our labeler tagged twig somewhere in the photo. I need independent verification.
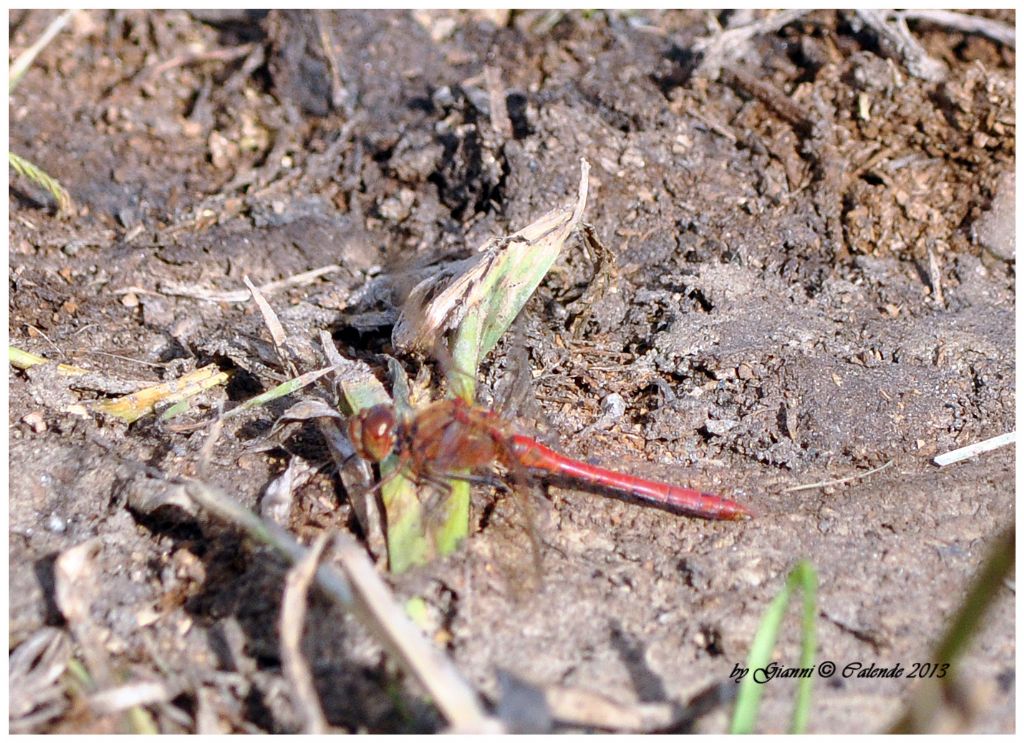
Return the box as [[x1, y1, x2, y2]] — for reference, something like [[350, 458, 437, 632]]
[[181, 478, 493, 730], [720, 65, 813, 132], [897, 9, 1015, 49], [933, 432, 1016, 467], [783, 460, 893, 493], [280, 534, 330, 734], [315, 10, 349, 110]]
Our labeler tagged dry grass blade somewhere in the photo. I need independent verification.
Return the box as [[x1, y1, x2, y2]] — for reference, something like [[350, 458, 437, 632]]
[[9, 628, 72, 731], [330, 534, 502, 732], [393, 157, 590, 366], [89, 681, 178, 715], [95, 364, 230, 423], [280, 533, 330, 734], [153, 264, 343, 303], [244, 275, 295, 375], [9, 9, 77, 91], [53, 539, 111, 688]]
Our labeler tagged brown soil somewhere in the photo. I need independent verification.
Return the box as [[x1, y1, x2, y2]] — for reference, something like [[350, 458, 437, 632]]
[[8, 10, 1014, 733]]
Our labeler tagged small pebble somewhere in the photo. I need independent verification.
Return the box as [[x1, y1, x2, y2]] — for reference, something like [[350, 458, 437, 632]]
[[45, 513, 67, 534], [705, 418, 738, 436], [21, 411, 47, 433], [600, 392, 626, 420], [974, 170, 1014, 260]]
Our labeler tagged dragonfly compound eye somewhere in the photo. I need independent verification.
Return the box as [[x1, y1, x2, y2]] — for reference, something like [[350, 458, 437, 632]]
[[349, 404, 397, 462]]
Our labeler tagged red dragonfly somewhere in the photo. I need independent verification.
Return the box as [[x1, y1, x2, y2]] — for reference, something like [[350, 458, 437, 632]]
[[348, 396, 751, 521]]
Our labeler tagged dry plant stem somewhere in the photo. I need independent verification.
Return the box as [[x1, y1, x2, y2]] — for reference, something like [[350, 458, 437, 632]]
[[693, 9, 810, 78], [89, 681, 178, 715], [148, 42, 256, 77], [897, 9, 1015, 49], [485, 65, 513, 139], [280, 534, 330, 734], [145, 265, 342, 303], [182, 479, 492, 730], [9, 9, 77, 90], [854, 9, 946, 82], [783, 460, 893, 493]]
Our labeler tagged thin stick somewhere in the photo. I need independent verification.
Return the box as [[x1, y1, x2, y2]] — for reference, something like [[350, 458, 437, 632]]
[[783, 460, 893, 493], [933, 432, 1016, 467], [897, 9, 1015, 48], [280, 534, 330, 734]]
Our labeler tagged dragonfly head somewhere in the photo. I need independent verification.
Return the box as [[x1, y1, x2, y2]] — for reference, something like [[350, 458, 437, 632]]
[[348, 404, 397, 462]]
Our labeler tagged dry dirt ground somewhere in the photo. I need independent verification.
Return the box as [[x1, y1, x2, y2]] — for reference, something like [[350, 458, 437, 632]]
[[8, 10, 1015, 733]]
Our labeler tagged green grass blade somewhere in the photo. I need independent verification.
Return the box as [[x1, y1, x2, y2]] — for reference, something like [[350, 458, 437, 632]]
[[731, 560, 818, 734], [791, 561, 818, 733], [889, 528, 1014, 732], [220, 366, 333, 420]]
